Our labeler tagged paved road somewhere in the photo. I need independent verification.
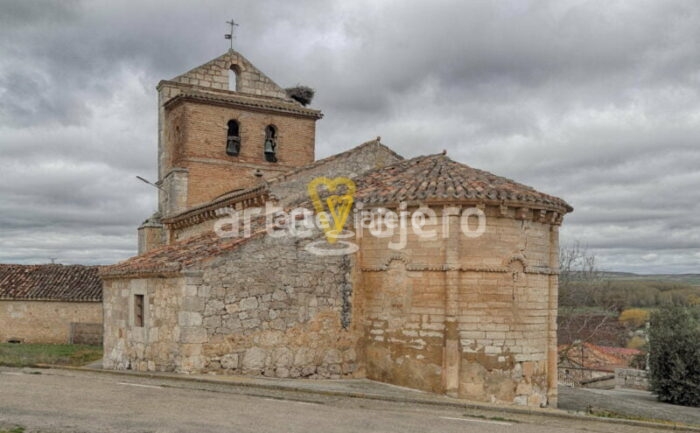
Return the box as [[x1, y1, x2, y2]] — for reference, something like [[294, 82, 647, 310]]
[[559, 386, 700, 426], [0, 368, 688, 433]]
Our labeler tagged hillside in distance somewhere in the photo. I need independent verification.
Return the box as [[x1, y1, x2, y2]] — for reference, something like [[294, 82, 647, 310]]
[[599, 272, 700, 287]]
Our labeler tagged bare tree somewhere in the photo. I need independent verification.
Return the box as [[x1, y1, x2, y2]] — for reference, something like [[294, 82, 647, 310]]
[[558, 242, 625, 364]]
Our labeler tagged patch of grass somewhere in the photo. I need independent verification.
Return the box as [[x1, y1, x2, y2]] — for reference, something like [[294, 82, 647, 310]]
[[0, 343, 102, 367], [463, 413, 519, 423], [0, 426, 25, 433], [590, 408, 682, 426]]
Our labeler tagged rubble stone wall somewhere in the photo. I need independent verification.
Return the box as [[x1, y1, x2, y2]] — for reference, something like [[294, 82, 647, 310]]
[[103, 229, 359, 378]]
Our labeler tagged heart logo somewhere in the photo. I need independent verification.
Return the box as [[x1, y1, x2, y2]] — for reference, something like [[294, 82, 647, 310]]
[[307, 177, 356, 243]]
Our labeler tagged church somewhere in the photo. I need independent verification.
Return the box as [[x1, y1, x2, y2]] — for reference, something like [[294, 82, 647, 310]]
[[100, 48, 572, 407]]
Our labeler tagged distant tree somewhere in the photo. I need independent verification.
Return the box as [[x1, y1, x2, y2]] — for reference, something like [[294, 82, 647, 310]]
[[558, 241, 599, 294], [626, 335, 646, 350], [690, 294, 700, 306], [558, 242, 625, 352], [648, 306, 700, 407], [619, 308, 650, 329]]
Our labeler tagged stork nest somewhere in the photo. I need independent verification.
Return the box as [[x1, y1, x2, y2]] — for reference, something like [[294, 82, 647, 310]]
[[285, 85, 315, 106]]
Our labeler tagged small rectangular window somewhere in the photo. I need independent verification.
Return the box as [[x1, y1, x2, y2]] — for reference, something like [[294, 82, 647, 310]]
[[134, 294, 144, 327]]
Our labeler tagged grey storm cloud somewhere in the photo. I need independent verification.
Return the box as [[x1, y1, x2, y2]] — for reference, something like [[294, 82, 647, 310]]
[[0, 0, 699, 273]]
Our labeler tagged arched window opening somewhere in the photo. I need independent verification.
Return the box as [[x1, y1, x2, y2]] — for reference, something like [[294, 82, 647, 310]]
[[226, 120, 241, 156], [264, 125, 277, 162], [228, 64, 240, 91]]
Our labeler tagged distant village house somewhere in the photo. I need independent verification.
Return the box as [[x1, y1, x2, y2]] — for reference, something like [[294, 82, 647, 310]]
[[0, 264, 102, 345]]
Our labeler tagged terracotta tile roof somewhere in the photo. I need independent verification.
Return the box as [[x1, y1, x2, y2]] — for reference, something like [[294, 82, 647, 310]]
[[354, 153, 573, 213], [100, 230, 266, 279], [0, 264, 102, 302], [591, 344, 642, 357], [558, 343, 641, 371]]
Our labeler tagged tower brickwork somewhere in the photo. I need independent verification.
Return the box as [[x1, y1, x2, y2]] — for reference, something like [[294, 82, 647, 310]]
[[138, 50, 322, 254], [156, 50, 322, 216]]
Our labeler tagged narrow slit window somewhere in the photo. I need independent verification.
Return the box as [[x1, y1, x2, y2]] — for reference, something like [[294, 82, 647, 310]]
[[264, 125, 277, 162], [228, 65, 239, 91], [226, 120, 241, 156], [134, 294, 144, 328]]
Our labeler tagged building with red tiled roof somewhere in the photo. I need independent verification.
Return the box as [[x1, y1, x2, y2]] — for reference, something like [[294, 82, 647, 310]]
[[0, 264, 102, 344], [101, 49, 572, 408], [559, 342, 642, 372]]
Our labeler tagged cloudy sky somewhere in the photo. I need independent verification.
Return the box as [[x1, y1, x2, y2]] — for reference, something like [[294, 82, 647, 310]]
[[1, 0, 699, 274]]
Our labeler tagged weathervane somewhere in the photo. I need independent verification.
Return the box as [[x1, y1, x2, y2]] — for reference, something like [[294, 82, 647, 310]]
[[225, 19, 239, 50]]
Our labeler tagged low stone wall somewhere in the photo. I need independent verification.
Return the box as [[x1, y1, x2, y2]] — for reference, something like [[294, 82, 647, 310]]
[[558, 366, 614, 387], [580, 374, 615, 390], [615, 368, 649, 390], [70, 322, 103, 345], [0, 300, 102, 344]]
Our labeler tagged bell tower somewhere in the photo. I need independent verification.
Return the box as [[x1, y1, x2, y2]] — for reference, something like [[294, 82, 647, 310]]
[[137, 49, 322, 254], [156, 49, 322, 217]]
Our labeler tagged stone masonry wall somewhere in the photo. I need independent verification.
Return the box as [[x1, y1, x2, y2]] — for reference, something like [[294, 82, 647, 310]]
[[0, 300, 102, 344], [104, 228, 359, 377], [138, 223, 164, 255], [615, 368, 649, 390], [69, 322, 103, 345], [271, 141, 403, 207], [184, 230, 358, 378], [103, 277, 186, 371], [358, 205, 558, 406], [361, 264, 445, 393], [172, 50, 291, 99]]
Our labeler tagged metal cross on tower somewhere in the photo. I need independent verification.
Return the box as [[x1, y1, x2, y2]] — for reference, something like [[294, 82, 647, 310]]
[[225, 19, 239, 50]]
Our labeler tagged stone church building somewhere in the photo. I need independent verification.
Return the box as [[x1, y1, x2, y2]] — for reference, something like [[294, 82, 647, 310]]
[[101, 49, 572, 407]]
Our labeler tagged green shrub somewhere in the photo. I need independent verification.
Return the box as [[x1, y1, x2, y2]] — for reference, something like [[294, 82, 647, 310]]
[[619, 308, 650, 328], [626, 335, 646, 350], [648, 306, 700, 407]]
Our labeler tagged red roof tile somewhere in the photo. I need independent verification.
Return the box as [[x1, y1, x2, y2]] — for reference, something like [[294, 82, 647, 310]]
[[100, 230, 265, 279], [355, 153, 573, 212], [591, 344, 642, 357], [0, 264, 102, 302], [558, 343, 641, 371]]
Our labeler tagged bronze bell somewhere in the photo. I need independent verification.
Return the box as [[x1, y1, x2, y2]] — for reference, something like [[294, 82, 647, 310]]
[[226, 136, 240, 156]]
